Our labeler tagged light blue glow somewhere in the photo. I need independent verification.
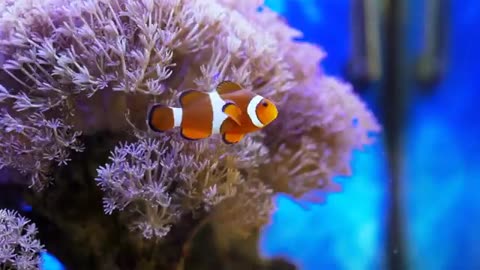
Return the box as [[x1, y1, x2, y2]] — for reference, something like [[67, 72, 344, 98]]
[[299, 0, 324, 23], [265, 0, 323, 23], [40, 252, 65, 270], [264, 0, 287, 14]]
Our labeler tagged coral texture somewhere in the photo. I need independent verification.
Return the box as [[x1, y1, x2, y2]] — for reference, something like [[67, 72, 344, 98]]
[[0, 0, 379, 257], [0, 209, 44, 270], [95, 135, 271, 239]]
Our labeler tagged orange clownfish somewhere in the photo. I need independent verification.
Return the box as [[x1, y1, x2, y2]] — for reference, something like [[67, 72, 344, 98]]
[[147, 81, 278, 144]]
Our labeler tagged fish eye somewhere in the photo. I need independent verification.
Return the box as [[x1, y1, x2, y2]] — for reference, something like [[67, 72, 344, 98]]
[[262, 102, 268, 107]]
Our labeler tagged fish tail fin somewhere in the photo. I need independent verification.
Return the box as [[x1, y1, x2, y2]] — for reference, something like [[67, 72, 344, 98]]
[[147, 104, 182, 132]]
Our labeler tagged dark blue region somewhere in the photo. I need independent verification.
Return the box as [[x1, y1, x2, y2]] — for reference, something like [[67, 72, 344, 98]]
[[262, 0, 480, 270]]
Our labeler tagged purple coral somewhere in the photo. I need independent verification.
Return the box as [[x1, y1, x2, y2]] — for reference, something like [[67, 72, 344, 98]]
[[0, 0, 379, 243], [0, 209, 44, 270], [264, 76, 380, 198], [95, 134, 271, 238]]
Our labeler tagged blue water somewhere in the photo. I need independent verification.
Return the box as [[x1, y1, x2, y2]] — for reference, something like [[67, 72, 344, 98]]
[[260, 143, 388, 270], [41, 252, 64, 270], [260, 1, 387, 270], [260, 0, 480, 270], [403, 0, 480, 269]]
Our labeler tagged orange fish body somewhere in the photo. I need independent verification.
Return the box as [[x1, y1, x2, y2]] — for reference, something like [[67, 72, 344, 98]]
[[147, 81, 278, 144]]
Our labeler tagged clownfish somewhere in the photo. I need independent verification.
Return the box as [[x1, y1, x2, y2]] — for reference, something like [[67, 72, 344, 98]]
[[147, 81, 278, 144]]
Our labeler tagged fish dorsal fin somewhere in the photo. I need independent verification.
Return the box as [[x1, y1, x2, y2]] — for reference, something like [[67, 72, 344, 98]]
[[216, 81, 243, 95], [222, 101, 242, 125], [179, 89, 208, 107]]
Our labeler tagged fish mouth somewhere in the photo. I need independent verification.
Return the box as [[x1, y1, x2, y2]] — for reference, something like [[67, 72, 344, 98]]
[[271, 108, 279, 122], [264, 109, 279, 125]]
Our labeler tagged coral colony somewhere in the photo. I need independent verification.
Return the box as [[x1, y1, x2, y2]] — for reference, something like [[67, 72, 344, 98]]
[[0, 0, 379, 268], [0, 209, 44, 270]]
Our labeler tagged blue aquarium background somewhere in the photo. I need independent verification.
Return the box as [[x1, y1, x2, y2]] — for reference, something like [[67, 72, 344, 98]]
[[259, 1, 480, 270], [260, 1, 387, 269], [39, 0, 479, 269]]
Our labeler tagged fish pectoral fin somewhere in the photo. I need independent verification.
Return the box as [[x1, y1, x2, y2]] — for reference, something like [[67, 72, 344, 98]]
[[222, 102, 242, 125], [181, 127, 210, 140], [216, 80, 243, 94], [179, 89, 208, 107], [222, 132, 245, 144]]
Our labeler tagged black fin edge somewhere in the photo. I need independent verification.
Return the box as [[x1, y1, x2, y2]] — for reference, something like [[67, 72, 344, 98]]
[[216, 80, 242, 93], [179, 89, 193, 107], [178, 89, 206, 107], [221, 100, 235, 112], [147, 104, 168, 132], [221, 133, 235, 144], [180, 128, 201, 141]]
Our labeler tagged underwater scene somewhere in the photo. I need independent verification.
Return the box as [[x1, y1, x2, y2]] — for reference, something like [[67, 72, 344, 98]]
[[0, 0, 477, 269]]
